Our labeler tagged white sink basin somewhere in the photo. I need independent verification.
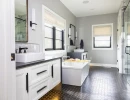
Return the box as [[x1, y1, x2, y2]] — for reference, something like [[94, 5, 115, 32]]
[[74, 49, 84, 52], [16, 52, 44, 63]]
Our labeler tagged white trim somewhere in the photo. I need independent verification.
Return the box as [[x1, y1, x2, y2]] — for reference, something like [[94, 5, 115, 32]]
[[44, 23, 53, 28], [45, 50, 66, 58], [117, 9, 123, 74], [90, 63, 118, 68], [92, 23, 113, 50]]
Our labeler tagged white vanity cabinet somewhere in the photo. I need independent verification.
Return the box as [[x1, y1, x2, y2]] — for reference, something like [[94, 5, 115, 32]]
[[16, 58, 61, 100], [29, 78, 51, 100], [28, 63, 51, 86], [16, 68, 29, 100]]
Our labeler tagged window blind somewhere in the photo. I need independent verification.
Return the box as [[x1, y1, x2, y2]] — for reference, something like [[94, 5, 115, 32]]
[[93, 25, 112, 36], [44, 9, 65, 29], [44, 9, 55, 25]]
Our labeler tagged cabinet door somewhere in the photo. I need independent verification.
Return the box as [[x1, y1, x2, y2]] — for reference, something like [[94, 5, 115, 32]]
[[16, 69, 29, 100], [51, 59, 61, 89]]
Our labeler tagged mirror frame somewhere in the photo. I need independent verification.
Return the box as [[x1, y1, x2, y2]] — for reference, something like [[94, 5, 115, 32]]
[[15, 0, 28, 42], [70, 24, 76, 46]]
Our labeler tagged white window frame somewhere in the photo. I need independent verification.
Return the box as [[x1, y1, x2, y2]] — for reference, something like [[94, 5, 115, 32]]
[[92, 23, 113, 50], [42, 5, 66, 54]]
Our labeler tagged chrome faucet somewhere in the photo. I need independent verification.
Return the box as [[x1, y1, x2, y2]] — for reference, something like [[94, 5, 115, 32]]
[[19, 47, 28, 53]]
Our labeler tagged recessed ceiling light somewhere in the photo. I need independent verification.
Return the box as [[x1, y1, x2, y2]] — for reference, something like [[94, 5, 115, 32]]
[[83, 0, 89, 4]]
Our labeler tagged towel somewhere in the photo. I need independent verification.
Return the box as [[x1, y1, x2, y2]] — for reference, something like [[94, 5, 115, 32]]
[[80, 39, 84, 49]]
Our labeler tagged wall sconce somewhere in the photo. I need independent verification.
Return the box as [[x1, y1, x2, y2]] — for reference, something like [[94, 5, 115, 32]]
[[30, 8, 37, 30], [68, 28, 71, 38]]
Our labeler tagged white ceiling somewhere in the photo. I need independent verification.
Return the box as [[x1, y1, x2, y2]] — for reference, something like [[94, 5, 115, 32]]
[[60, 0, 123, 17]]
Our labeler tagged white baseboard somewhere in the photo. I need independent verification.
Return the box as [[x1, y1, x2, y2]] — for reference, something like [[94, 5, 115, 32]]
[[90, 63, 118, 68]]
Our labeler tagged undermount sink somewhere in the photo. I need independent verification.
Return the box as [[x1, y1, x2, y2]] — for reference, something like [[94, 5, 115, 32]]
[[16, 52, 44, 63], [74, 49, 84, 52]]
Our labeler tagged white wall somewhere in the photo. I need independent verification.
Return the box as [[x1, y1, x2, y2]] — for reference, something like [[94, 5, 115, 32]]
[[76, 13, 118, 64]]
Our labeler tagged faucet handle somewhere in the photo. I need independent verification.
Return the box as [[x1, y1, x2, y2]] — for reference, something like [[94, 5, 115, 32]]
[[23, 48, 28, 53]]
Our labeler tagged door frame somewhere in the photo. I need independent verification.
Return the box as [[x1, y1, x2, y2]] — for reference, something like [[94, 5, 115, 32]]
[[117, 7, 124, 73], [0, 0, 16, 100]]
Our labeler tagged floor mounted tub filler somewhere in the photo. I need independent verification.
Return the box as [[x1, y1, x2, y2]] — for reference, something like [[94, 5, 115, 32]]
[[62, 60, 90, 86]]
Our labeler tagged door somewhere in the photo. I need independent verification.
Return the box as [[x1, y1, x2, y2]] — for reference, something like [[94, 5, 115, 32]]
[[16, 69, 29, 100], [51, 60, 61, 89], [0, 0, 16, 100], [123, 1, 130, 85]]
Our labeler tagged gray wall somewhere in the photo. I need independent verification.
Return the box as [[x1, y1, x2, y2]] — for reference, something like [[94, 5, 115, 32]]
[[76, 13, 118, 64], [28, 0, 76, 51]]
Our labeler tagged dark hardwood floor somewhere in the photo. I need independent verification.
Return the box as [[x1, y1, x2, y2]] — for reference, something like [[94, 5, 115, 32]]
[[40, 66, 130, 100]]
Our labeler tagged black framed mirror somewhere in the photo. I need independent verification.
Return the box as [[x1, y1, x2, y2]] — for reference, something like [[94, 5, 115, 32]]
[[69, 24, 76, 46], [15, 0, 28, 42]]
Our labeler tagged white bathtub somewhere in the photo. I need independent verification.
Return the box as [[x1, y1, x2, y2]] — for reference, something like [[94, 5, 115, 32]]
[[62, 61, 90, 86]]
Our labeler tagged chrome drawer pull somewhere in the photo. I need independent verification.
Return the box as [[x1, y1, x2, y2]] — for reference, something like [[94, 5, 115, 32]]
[[37, 86, 47, 93], [37, 70, 47, 75]]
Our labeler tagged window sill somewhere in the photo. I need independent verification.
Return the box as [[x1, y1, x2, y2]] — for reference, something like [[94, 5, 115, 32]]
[[45, 50, 66, 56], [92, 47, 113, 50]]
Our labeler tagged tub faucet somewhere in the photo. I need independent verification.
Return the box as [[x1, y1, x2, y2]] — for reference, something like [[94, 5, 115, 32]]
[[62, 56, 70, 62]]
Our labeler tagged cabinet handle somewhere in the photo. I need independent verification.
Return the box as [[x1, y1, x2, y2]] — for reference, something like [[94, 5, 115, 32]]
[[51, 65, 53, 78], [26, 73, 29, 93], [83, 55, 85, 60], [37, 86, 47, 93], [37, 70, 47, 75]]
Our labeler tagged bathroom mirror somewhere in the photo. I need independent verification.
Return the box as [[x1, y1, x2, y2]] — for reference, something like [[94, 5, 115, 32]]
[[15, 0, 28, 42], [70, 24, 76, 46]]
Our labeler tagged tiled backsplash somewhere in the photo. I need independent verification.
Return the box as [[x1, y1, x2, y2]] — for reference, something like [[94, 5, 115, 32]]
[[16, 43, 40, 53]]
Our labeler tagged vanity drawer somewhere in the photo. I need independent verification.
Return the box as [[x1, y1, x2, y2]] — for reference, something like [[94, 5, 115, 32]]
[[29, 63, 51, 86], [29, 78, 50, 100]]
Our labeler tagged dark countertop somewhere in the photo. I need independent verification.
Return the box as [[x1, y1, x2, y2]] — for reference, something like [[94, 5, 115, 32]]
[[16, 57, 61, 70]]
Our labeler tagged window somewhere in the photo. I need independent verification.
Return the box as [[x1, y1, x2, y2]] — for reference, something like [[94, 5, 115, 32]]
[[44, 25, 64, 50], [92, 24, 113, 49], [43, 6, 66, 51], [94, 36, 111, 48]]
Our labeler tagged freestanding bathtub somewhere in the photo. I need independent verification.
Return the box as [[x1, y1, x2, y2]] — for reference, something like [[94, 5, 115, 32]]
[[62, 61, 90, 86]]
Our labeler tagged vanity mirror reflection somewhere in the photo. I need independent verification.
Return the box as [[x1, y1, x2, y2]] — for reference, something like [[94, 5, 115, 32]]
[[15, 0, 28, 42], [69, 24, 77, 46]]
